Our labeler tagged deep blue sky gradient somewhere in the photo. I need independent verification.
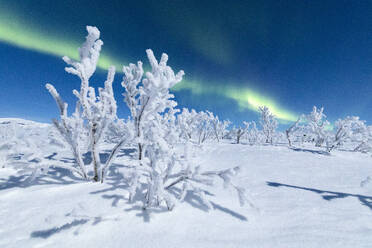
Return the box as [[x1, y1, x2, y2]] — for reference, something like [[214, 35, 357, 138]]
[[0, 0, 371, 126]]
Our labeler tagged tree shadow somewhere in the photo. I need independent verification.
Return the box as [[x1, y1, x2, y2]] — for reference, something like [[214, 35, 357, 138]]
[[4, 147, 247, 225], [124, 205, 168, 223], [181, 189, 247, 221], [89, 163, 132, 195], [95, 178, 248, 223], [30, 213, 121, 239], [0, 166, 85, 190], [210, 201, 248, 221], [290, 147, 330, 156], [102, 194, 125, 207], [0, 148, 136, 190], [30, 219, 89, 239], [115, 148, 137, 158], [267, 181, 372, 210]]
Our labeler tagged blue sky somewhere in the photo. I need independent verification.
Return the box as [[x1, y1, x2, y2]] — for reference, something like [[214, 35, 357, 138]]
[[0, 0, 371, 126]]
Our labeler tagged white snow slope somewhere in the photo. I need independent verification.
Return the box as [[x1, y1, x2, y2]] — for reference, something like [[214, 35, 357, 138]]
[[1, 119, 372, 248]]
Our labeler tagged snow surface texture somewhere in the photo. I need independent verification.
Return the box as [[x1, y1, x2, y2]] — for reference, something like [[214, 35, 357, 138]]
[[1, 118, 372, 248]]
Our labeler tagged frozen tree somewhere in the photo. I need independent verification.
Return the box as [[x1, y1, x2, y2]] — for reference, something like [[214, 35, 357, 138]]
[[306, 106, 329, 147], [220, 120, 232, 140], [195, 111, 214, 144], [208, 112, 231, 142], [354, 126, 372, 152], [177, 108, 198, 142], [285, 116, 303, 147], [122, 49, 183, 208], [327, 116, 367, 152], [247, 121, 259, 145], [177, 110, 226, 144], [259, 106, 278, 144], [121, 50, 250, 210], [46, 26, 127, 182], [231, 122, 250, 144], [208, 111, 219, 142], [121, 50, 184, 160]]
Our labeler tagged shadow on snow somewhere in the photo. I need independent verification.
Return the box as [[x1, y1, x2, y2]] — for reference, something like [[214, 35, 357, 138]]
[[289, 147, 330, 156], [30, 219, 89, 239], [3, 147, 247, 239], [267, 181, 372, 210]]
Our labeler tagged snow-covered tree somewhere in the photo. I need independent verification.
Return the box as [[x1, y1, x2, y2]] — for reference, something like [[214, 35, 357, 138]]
[[327, 116, 367, 152], [195, 111, 214, 144], [353, 125, 372, 153], [306, 106, 329, 147], [177, 108, 198, 142], [231, 122, 250, 144], [176, 109, 218, 144], [220, 119, 232, 140], [247, 121, 259, 145], [285, 116, 303, 147], [121, 50, 250, 210], [121, 49, 184, 207], [259, 106, 278, 144], [46, 26, 127, 182], [208, 112, 230, 142]]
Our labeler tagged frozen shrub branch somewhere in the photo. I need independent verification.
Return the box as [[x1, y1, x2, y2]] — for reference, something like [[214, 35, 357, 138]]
[[121, 50, 249, 210], [46, 26, 127, 182]]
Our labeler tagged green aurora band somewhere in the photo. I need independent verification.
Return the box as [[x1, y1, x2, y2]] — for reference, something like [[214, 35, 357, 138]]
[[0, 9, 122, 70], [172, 80, 298, 122], [0, 10, 298, 122]]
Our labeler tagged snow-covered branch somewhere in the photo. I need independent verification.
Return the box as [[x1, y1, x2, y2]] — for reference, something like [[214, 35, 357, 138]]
[[46, 26, 127, 182]]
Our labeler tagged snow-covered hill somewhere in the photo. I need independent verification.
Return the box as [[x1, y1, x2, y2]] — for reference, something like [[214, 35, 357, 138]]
[[1, 119, 372, 247]]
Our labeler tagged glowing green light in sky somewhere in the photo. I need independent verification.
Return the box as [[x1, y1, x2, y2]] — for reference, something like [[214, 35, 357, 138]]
[[0, 8, 298, 122], [173, 80, 298, 122], [0, 9, 122, 70]]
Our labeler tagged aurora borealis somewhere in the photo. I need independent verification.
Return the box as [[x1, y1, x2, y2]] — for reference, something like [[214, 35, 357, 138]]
[[1, 1, 372, 125]]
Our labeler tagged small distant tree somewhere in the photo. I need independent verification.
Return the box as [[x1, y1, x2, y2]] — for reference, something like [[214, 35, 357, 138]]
[[231, 122, 250, 144], [285, 116, 303, 147], [259, 106, 278, 144], [207, 111, 230, 142], [195, 111, 214, 144], [177, 110, 228, 144], [220, 120, 232, 140], [247, 121, 259, 145], [327, 116, 366, 152], [306, 106, 329, 147], [46, 26, 127, 182], [178, 108, 198, 142], [353, 125, 372, 152]]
